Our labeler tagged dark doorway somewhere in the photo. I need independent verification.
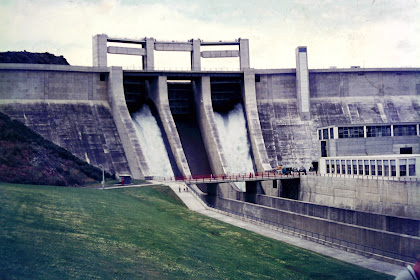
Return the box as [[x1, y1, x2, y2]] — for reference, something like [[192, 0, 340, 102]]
[[321, 141, 327, 157], [280, 179, 300, 200]]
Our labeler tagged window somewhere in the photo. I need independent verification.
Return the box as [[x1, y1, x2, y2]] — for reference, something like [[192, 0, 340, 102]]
[[318, 130, 322, 140], [338, 126, 364, 138], [377, 160, 382, 176], [336, 160, 340, 174], [364, 160, 369, 175], [352, 160, 357, 174], [331, 160, 335, 173], [408, 159, 416, 176], [399, 159, 407, 176], [366, 125, 391, 137], [330, 128, 334, 139], [326, 160, 330, 173], [323, 129, 329, 140], [358, 160, 363, 175], [347, 160, 352, 174], [393, 125, 417, 136], [384, 160, 389, 176], [400, 147, 412, 154], [100, 73, 106, 81], [370, 160, 376, 175], [341, 160, 346, 175], [390, 160, 396, 176]]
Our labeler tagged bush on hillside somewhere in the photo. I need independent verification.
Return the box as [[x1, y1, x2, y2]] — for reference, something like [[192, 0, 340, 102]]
[[0, 112, 112, 186]]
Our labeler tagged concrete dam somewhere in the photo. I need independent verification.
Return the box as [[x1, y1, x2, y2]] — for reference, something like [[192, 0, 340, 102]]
[[1, 35, 419, 264]]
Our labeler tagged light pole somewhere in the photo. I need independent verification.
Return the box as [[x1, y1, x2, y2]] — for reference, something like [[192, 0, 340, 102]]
[[101, 166, 105, 190]]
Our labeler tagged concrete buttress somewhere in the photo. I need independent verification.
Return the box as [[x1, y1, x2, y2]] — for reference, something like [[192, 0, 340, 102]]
[[149, 76, 192, 178], [194, 77, 229, 175], [108, 67, 150, 178], [242, 69, 272, 173]]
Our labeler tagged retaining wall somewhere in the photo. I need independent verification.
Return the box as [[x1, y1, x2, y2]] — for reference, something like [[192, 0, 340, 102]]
[[257, 194, 420, 236], [300, 175, 420, 219], [214, 197, 420, 262]]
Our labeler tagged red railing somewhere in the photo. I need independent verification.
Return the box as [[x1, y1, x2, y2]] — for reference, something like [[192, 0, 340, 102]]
[[153, 171, 303, 182]]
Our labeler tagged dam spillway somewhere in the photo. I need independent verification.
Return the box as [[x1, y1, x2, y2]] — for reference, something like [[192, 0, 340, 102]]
[[214, 103, 254, 191], [131, 104, 174, 178]]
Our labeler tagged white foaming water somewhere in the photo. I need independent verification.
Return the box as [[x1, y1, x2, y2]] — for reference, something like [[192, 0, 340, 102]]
[[214, 103, 254, 191], [132, 105, 174, 178]]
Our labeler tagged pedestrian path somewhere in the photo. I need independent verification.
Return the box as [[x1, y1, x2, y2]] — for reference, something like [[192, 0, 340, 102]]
[[162, 181, 403, 277]]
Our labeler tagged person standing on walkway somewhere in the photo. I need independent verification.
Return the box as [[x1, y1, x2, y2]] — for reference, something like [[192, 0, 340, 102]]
[[395, 256, 420, 280]]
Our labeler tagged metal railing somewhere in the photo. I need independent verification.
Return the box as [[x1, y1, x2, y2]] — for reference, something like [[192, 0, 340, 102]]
[[210, 205, 416, 264], [151, 171, 301, 184]]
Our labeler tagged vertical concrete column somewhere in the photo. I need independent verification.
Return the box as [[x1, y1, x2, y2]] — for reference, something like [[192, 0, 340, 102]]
[[296, 46, 310, 120], [149, 76, 191, 178], [239, 39, 250, 70], [107, 66, 150, 179], [242, 69, 272, 173], [191, 39, 201, 71], [92, 34, 108, 67], [142, 38, 155, 70], [194, 77, 229, 175]]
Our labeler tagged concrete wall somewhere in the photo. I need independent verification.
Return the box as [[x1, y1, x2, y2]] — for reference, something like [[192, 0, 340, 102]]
[[257, 95, 420, 169], [0, 100, 130, 176], [309, 71, 420, 98], [0, 64, 108, 101], [0, 64, 132, 176], [214, 197, 420, 261], [257, 194, 420, 236], [300, 175, 420, 219]]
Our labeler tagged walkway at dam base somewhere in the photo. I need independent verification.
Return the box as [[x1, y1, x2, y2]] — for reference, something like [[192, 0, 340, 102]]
[[144, 174, 420, 268], [151, 180, 404, 277]]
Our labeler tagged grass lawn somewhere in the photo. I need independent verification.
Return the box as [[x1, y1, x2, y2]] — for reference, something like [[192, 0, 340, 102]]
[[0, 183, 393, 279]]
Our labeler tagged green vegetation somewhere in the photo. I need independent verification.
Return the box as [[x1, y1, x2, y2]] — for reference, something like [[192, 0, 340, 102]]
[[0, 112, 112, 186], [0, 183, 392, 280]]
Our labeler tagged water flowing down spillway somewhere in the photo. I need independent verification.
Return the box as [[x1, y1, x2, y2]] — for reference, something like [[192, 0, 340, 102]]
[[132, 105, 174, 178], [214, 103, 254, 191]]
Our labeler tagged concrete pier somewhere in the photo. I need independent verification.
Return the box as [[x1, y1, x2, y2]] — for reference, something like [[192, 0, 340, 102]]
[[149, 76, 192, 178], [108, 67, 149, 178]]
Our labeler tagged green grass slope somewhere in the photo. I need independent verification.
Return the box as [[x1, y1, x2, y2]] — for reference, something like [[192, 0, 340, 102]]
[[0, 183, 393, 280], [0, 112, 111, 186]]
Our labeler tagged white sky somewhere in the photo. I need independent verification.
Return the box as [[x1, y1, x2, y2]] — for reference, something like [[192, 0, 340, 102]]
[[0, 0, 419, 70]]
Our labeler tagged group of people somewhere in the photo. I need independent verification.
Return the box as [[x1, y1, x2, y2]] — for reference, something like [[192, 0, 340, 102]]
[[178, 186, 189, 193]]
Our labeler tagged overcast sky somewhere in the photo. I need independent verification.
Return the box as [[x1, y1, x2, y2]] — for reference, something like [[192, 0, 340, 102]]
[[0, 0, 419, 70]]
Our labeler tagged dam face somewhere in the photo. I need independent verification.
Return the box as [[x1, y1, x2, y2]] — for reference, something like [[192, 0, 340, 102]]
[[0, 36, 419, 216], [1, 36, 419, 265]]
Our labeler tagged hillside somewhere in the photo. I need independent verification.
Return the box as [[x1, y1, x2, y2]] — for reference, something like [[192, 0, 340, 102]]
[[0, 51, 69, 65], [0, 112, 111, 186], [0, 183, 393, 280]]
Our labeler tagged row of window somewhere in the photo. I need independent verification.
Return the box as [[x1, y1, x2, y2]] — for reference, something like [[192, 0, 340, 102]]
[[318, 124, 418, 140], [326, 158, 416, 177]]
